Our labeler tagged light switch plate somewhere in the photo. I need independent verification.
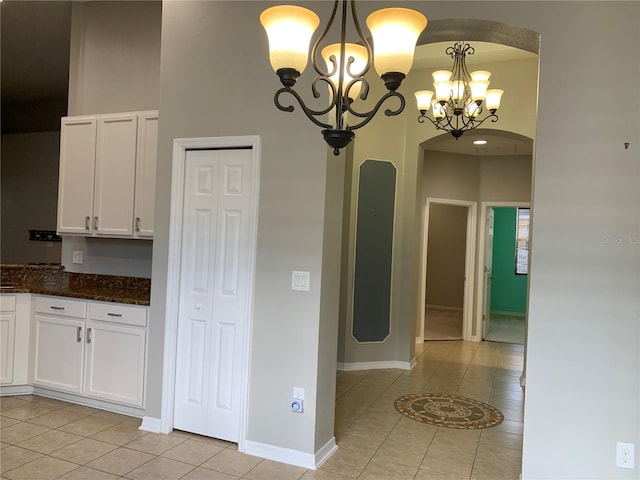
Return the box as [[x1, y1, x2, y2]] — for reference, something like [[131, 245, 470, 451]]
[[291, 271, 310, 291]]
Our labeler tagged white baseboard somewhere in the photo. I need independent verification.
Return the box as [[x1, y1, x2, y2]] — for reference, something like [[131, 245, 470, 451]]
[[28, 387, 145, 418], [337, 360, 413, 371], [140, 416, 164, 433], [244, 437, 337, 470], [0, 385, 34, 396], [491, 310, 526, 317], [426, 304, 463, 311]]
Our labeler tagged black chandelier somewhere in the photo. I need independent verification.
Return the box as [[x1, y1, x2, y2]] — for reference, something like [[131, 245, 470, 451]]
[[260, 1, 427, 155], [415, 41, 504, 139]]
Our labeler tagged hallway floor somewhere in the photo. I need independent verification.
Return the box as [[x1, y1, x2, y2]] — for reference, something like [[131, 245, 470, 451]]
[[0, 341, 524, 480]]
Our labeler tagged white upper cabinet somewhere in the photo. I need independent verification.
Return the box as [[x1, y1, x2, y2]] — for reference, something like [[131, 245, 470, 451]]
[[94, 113, 138, 236], [57, 110, 158, 239], [133, 112, 158, 238], [57, 117, 97, 234]]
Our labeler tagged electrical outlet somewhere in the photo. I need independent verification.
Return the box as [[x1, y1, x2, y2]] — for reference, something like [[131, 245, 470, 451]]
[[616, 442, 635, 469], [72, 251, 84, 264], [293, 387, 304, 400]]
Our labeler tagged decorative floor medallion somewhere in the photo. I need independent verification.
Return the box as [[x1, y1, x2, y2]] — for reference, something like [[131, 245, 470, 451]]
[[394, 393, 504, 429]]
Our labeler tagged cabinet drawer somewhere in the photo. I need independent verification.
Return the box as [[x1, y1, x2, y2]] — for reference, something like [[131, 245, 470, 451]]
[[88, 302, 147, 327], [34, 296, 87, 318], [0, 295, 16, 312]]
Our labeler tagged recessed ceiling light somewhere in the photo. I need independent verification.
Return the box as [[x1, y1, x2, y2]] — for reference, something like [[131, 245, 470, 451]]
[[473, 140, 488, 145]]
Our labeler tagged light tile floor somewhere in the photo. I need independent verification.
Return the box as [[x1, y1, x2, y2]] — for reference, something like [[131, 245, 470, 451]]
[[1, 341, 524, 480]]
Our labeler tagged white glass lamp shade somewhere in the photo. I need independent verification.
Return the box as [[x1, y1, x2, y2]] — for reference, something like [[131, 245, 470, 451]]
[[260, 5, 320, 73], [470, 80, 489, 102], [465, 101, 480, 118], [365, 8, 427, 76], [322, 43, 368, 100], [485, 89, 504, 111], [432, 100, 445, 119], [415, 90, 434, 112], [432, 70, 452, 83], [470, 70, 491, 82], [434, 80, 452, 102], [451, 80, 466, 101]]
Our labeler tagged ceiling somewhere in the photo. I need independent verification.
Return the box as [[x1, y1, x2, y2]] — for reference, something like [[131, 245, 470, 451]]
[[0, 3, 535, 155]]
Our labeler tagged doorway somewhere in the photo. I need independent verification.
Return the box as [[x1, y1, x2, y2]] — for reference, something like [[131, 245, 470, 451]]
[[421, 198, 476, 342], [478, 203, 529, 345], [160, 136, 260, 450]]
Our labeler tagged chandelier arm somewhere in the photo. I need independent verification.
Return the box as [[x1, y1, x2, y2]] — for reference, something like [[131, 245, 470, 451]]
[[274, 87, 334, 129], [345, 91, 406, 131], [311, 0, 340, 77], [311, 76, 340, 114], [349, 0, 373, 78]]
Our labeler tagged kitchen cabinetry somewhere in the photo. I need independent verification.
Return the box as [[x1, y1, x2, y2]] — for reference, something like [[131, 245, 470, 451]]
[[57, 110, 158, 238], [1, 294, 31, 386], [32, 296, 147, 407]]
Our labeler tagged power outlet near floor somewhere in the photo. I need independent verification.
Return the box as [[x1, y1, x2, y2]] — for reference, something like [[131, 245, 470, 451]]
[[616, 442, 635, 469]]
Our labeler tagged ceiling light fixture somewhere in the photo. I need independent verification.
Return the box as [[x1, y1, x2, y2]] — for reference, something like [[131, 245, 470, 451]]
[[415, 41, 504, 140], [260, 1, 427, 155], [473, 139, 487, 145]]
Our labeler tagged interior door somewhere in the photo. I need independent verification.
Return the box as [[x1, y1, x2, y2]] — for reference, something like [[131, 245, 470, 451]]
[[173, 148, 254, 443], [482, 208, 495, 339]]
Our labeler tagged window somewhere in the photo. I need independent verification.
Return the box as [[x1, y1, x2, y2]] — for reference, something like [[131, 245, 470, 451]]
[[515, 208, 530, 275]]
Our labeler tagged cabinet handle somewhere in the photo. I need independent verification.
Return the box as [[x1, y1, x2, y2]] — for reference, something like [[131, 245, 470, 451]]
[[76, 326, 83, 343], [107, 312, 123, 317], [94, 216, 99, 230], [135, 217, 141, 232], [50, 305, 65, 311], [86, 327, 92, 344], [85, 216, 90, 231]]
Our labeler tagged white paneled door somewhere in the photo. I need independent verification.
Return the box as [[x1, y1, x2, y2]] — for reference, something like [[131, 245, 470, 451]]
[[173, 148, 255, 443]]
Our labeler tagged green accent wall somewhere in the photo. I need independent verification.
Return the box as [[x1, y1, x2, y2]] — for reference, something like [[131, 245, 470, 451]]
[[490, 208, 527, 314]]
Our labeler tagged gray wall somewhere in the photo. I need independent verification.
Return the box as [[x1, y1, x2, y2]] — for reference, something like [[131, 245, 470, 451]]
[[1, 132, 62, 264], [61, 0, 161, 278], [62, 1, 640, 477], [153, 0, 340, 455]]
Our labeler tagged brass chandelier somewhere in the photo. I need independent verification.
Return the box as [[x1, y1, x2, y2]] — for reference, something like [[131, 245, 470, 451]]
[[415, 41, 504, 139], [260, 1, 427, 155]]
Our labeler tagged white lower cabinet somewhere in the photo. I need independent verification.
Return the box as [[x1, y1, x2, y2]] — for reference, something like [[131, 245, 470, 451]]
[[0, 312, 16, 384], [33, 315, 85, 393], [32, 296, 147, 408], [1, 294, 31, 386]]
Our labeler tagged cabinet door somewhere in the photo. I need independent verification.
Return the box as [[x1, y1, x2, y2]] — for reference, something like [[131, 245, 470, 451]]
[[93, 114, 138, 237], [134, 112, 158, 238], [0, 313, 16, 384], [33, 315, 85, 393], [84, 322, 146, 406], [57, 117, 96, 235]]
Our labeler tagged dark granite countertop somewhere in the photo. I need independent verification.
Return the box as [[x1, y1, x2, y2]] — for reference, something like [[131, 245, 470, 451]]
[[0, 264, 151, 306]]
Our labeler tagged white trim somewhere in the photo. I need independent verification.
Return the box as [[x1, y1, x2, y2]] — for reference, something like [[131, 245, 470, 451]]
[[160, 136, 261, 449], [421, 198, 477, 342], [337, 360, 413, 371], [0, 385, 34, 396], [244, 438, 337, 470], [29, 387, 145, 417], [476, 201, 530, 342], [425, 304, 463, 312], [140, 416, 163, 433], [314, 437, 339, 468]]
